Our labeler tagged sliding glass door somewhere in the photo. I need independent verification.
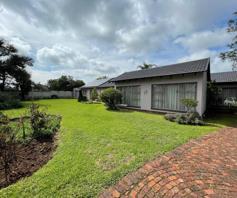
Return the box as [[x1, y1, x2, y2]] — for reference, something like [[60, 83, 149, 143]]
[[119, 86, 141, 107], [152, 83, 197, 111]]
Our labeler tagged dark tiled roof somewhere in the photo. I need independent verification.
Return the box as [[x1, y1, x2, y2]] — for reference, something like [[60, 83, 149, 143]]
[[112, 58, 210, 82], [211, 71, 237, 83], [98, 78, 115, 88]]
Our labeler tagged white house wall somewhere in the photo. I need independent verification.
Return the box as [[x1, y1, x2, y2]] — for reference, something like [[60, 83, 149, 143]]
[[115, 72, 207, 115]]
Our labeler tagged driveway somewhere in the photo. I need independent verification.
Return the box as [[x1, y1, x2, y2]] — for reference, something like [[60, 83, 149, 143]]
[[100, 127, 237, 198]]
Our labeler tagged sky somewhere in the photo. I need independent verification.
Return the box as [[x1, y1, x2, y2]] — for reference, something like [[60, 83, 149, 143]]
[[0, 0, 236, 83]]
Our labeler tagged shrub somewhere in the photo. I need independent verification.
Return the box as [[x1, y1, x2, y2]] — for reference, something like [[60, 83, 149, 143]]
[[175, 113, 188, 124], [29, 104, 61, 139], [100, 88, 122, 110], [77, 90, 87, 102], [0, 92, 22, 110], [51, 95, 58, 99], [164, 113, 178, 122], [181, 98, 198, 112], [164, 112, 204, 125], [177, 112, 204, 125], [186, 112, 201, 123], [91, 88, 98, 101]]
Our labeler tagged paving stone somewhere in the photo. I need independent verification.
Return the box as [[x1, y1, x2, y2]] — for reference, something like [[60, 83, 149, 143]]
[[99, 127, 237, 197]]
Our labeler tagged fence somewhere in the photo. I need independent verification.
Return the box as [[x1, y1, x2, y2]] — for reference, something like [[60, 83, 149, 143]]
[[26, 91, 73, 99]]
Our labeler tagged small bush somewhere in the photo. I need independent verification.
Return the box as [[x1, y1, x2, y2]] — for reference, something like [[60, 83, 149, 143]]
[[164, 112, 204, 125], [164, 113, 178, 122], [175, 113, 188, 124], [0, 92, 22, 110], [100, 88, 122, 110], [51, 95, 58, 99], [29, 104, 61, 139], [77, 90, 87, 102], [181, 98, 198, 112]]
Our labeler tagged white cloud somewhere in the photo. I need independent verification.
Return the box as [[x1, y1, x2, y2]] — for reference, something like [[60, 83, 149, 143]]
[[35, 45, 119, 82], [36, 45, 88, 70], [1, 0, 237, 83], [9, 37, 32, 55], [178, 49, 233, 73], [175, 28, 233, 53]]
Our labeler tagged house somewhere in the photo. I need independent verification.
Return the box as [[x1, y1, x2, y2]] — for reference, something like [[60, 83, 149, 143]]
[[74, 78, 115, 100], [111, 58, 210, 116], [211, 71, 237, 106]]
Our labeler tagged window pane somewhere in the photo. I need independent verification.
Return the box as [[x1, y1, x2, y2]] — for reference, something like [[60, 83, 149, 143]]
[[152, 83, 197, 111], [119, 86, 141, 107]]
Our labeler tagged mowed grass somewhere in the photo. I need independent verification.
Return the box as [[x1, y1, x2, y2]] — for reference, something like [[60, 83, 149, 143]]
[[0, 99, 236, 197]]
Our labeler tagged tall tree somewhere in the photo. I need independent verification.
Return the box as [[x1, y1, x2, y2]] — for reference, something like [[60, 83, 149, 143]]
[[8, 54, 33, 99], [47, 75, 84, 91], [0, 39, 17, 91], [32, 82, 49, 91], [0, 39, 33, 92], [14, 70, 32, 100], [220, 11, 237, 71], [137, 62, 156, 70]]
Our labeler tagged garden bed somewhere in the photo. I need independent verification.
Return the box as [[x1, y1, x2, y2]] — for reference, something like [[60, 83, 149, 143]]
[[0, 134, 57, 189], [0, 104, 61, 189]]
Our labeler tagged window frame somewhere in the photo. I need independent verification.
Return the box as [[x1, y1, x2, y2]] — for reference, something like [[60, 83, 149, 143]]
[[117, 85, 141, 108], [151, 82, 197, 112]]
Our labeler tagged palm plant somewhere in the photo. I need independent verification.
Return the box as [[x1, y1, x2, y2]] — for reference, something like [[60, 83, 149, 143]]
[[137, 62, 156, 70]]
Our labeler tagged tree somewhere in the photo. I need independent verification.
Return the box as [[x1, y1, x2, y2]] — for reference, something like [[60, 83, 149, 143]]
[[32, 82, 49, 91], [47, 75, 84, 91], [77, 90, 87, 102], [181, 98, 198, 113], [100, 88, 122, 110], [7, 54, 33, 99], [0, 39, 33, 93], [14, 70, 32, 100], [137, 62, 156, 70], [220, 11, 237, 71], [47, 79, 59, 90], [207, 81, 220, 106], [96, 76, 107, 80], [0, 39, 17, 91]]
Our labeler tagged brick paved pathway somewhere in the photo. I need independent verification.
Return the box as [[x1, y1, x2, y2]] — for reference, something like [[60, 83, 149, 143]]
[[100, 127, 237, 198]]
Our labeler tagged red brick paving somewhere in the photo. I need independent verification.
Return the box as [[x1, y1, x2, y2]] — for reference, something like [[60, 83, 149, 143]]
[[99, 127, 237, 198]]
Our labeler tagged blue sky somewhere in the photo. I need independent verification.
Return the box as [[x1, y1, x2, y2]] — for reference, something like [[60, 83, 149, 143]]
[[0, 0, 236, 83]]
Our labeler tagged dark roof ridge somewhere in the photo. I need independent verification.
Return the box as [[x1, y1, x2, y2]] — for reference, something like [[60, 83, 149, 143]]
[[112, 58, 210, 82], [123, 57, 210, 75]]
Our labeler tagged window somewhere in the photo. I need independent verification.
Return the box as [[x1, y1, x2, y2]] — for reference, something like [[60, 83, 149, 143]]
[[119, 86, 141, 107], [152, 83, 197, 111]]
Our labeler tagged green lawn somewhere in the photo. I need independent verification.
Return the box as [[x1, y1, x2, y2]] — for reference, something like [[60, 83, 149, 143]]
[[0, 99, 236, 197]]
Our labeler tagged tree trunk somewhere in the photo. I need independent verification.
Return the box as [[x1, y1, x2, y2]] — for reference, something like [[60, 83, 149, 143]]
[[0, 73, 6, 91], [20, 86, 25, 100]]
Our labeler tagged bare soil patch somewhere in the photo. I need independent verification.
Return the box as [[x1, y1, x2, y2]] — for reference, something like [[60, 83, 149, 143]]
[[0, 135, 57, 189]]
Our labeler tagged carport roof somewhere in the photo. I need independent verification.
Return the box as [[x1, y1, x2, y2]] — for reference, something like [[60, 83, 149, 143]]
[[211, 71, 237, 83]]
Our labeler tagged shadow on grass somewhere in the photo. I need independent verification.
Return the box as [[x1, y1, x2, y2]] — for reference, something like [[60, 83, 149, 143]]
[[204, 113, 237, 128], [106, 108, 134, 113]]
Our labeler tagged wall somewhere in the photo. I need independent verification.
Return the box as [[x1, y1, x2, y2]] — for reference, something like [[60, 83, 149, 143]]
[[76, 87, 108, 100], [115, 72, 207, 115], [27, 91, 73, 99]]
